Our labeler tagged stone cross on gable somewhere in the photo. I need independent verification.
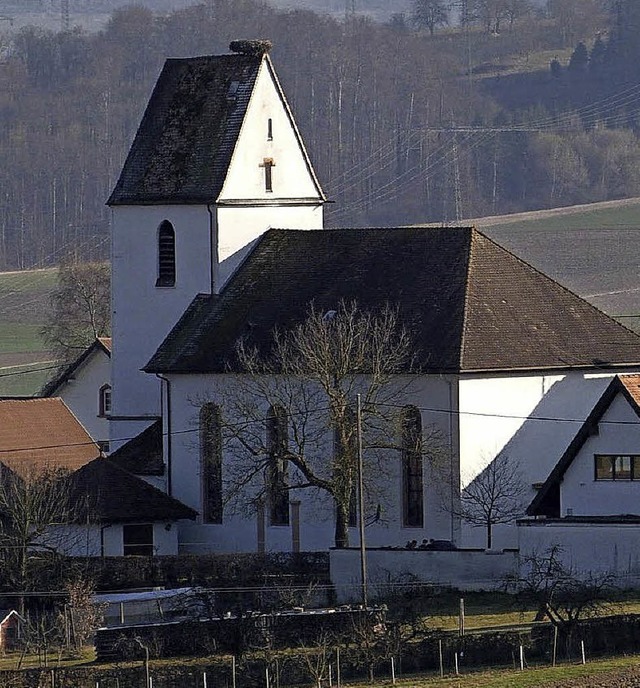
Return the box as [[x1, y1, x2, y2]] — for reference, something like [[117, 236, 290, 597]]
[[260, 158, 275, 192]]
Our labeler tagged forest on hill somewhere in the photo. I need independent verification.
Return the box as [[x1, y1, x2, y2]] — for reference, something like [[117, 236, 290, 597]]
[[1, 0, 640, 269]]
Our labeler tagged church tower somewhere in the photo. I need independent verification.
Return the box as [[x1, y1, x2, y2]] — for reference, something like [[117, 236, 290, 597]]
[[107, 40, 325, 451]]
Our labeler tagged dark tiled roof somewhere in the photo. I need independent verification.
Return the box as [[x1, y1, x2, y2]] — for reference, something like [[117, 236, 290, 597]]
[[145, 227, 640, 374], [108, 420, 164, 477], [108, 54, 261, 205], [68, 458, 196, 523], [41, 338, 111, 397]]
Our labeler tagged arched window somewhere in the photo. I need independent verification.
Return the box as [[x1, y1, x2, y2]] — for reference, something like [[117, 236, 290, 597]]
[[200, 403, 223, 524], [266, 405, 289, 525], [334, 407, 358, 528], [156, 220, 176, 287], [98, 384, 112, 417], [402, 406, 423, 528]]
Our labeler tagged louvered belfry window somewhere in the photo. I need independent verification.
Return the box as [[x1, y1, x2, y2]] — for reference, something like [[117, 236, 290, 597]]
[[156, 220, 176, 287]]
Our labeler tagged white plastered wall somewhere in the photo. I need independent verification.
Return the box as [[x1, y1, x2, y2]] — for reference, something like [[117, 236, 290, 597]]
[[110, 205, 214, 447], [457, 371, 634, 549], [168, 373, 457, 554], [561, 391, 640, 517], [219, 58, 321, 203], [55, 349, 110, 444]]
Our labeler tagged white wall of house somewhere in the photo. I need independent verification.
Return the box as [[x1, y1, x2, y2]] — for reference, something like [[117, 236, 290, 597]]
[[518, 520, 640, 585], [331, 548, 518, 602], [561, 392, 640, 517], [55, 349, 110, 444], [49, 522, 180, 556], [167, 374, 456, 554], [457, 371, 628, 549]]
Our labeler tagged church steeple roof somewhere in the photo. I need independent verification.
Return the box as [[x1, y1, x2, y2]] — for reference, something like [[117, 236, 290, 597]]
[[108, 49, 264, 205]]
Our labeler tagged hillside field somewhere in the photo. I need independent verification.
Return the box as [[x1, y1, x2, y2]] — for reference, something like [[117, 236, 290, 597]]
[[0, 268, 57, 396]]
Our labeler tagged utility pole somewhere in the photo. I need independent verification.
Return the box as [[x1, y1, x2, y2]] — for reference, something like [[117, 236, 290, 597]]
[[356, 393, 368, 608]]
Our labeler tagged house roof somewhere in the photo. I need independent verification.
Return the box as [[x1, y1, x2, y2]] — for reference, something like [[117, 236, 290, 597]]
[[108, 420, 164, 476], [108, 46, 323, 206], [145, 227, 640, 375], [527, 375, 640, 517], [0, 398, 98, 478], [41, 338, 111, 397], [68, 458, 196, 523]]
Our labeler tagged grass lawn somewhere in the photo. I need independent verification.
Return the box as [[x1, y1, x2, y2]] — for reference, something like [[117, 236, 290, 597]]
[[359, 655, 640, 687], [0, 647, 95, 671]]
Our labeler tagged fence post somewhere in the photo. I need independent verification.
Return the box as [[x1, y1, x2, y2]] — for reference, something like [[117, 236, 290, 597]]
[[203, 671, 207, 688], [552, 626, 558, 667], [454, 652, 459, 676], [438, 640, 444, 678], [336, 647, 341, 688], [519, 644, 524, 671], [265, 666, 270, 688], [581, 640, 586, 665], [391, 657, 396, 684]]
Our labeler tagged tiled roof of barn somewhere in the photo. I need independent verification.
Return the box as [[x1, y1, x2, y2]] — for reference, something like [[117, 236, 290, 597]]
[[0, 398, 98, 477], [68, 458, 196, 523], [107, 53, 262, 205], [145, 227, 640, 375]]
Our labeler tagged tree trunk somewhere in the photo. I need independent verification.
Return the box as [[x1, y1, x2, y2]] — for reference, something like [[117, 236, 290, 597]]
[[335, 501, 350, 548]]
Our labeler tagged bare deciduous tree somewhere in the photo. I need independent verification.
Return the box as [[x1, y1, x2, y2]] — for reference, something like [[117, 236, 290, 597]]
[[457, 454, 527, 549], [506, 544, 616, 654], [0, 464, 80, 606], [412, 0, 450, 35], [216, 301, 433, 549], [42, 260, 110, 368]]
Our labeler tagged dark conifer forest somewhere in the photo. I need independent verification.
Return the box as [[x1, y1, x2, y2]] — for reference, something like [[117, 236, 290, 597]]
[[1, 0, 640, 269]]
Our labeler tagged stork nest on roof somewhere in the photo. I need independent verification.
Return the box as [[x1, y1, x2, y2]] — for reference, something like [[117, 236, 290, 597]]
[[229, 39, 273, 57]]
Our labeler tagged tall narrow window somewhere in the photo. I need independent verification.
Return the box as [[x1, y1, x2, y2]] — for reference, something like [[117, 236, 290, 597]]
[[98, 384, 112, 417], [200, 403, 223, 524], [335, 407, 358, 528], [267, 118, 273, 141], [266, 405, 289, 525], [156, 220, 176, 287], [402, 405, 423, 528]]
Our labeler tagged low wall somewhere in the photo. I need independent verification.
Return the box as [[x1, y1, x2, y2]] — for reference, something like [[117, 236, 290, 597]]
[[330, 548, 518, 602], [518, 520, 640, 586]]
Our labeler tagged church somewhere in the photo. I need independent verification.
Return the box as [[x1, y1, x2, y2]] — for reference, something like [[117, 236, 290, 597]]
[[103, 40, 640, 560]]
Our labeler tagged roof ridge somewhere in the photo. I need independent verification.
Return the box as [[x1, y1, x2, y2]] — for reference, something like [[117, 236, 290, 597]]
[[458, 228, 476, 370]]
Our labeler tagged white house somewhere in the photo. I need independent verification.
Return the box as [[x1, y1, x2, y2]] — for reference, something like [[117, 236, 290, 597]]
[[520, 374, 640, 583], [41, 337, 111, 451], [106, 41, 640, 558], [107, 40, 325, 450]]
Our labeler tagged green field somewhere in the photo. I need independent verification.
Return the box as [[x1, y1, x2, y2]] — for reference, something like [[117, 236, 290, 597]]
[[0, 268, 58, 396]]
